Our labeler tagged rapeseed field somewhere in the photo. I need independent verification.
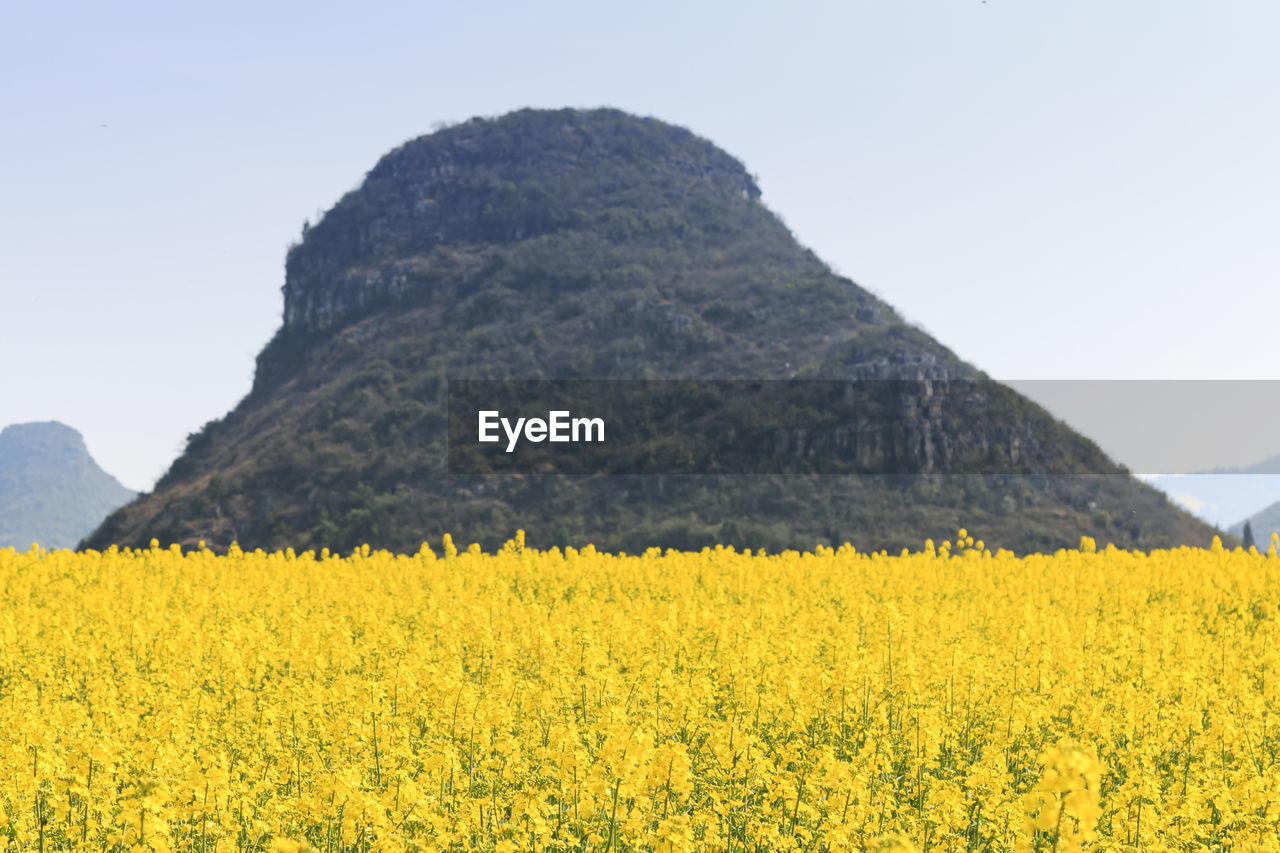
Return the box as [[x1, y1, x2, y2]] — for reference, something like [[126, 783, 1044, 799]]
[[2, 531, 1278, 852]]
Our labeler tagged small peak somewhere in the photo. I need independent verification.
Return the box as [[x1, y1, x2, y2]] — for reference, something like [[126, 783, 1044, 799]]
[[0, 420, 89, 451]]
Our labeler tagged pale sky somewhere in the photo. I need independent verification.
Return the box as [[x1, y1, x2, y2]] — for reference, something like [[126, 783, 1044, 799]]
[[3, 1, 1278, 491]]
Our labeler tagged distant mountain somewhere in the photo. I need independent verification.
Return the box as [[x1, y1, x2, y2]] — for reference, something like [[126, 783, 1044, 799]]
[[1230, 506, 1280, 546], [1220, 455, 1280, 545], [1206, 455, 1280, 475], [1144, 474, 1280, 529], [1146, 454, 1280, 529], [86, 107, 1216, 554], [0, 421, 136, 549]]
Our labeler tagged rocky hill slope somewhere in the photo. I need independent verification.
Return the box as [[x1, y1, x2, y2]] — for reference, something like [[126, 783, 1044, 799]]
[[86, 108, 1216, 554]]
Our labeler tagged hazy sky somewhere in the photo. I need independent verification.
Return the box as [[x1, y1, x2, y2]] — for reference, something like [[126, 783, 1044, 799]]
[[3, 1, 1278, 491]]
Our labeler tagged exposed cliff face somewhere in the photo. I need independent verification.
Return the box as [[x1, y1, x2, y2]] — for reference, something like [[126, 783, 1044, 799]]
[[255, 108, 766, 393], [88, 107, 1216, 555]]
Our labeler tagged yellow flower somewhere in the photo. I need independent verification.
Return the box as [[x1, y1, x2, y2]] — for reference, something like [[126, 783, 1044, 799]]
[[0, 532, 1270, 848]]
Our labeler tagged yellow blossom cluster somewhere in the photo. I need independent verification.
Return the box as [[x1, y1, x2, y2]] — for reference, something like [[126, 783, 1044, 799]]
[[1, 530, 1279, 851]]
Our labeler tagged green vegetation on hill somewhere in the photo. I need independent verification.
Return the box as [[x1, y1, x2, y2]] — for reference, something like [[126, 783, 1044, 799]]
[[86, 108, 1217, 554]]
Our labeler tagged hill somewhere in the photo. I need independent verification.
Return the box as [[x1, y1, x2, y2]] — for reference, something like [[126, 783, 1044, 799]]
[[1146, 453, 1280, 529], [1208, 455, 1280, 475], [1230, 504, 1280, 546], [1, 421, 135, 549], [1229, 470, 1280, 545], [86, 108, 1216, 554]]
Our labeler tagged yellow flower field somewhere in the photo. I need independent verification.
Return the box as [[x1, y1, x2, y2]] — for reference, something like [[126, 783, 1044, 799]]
[[2, 531, 1279, 852]]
